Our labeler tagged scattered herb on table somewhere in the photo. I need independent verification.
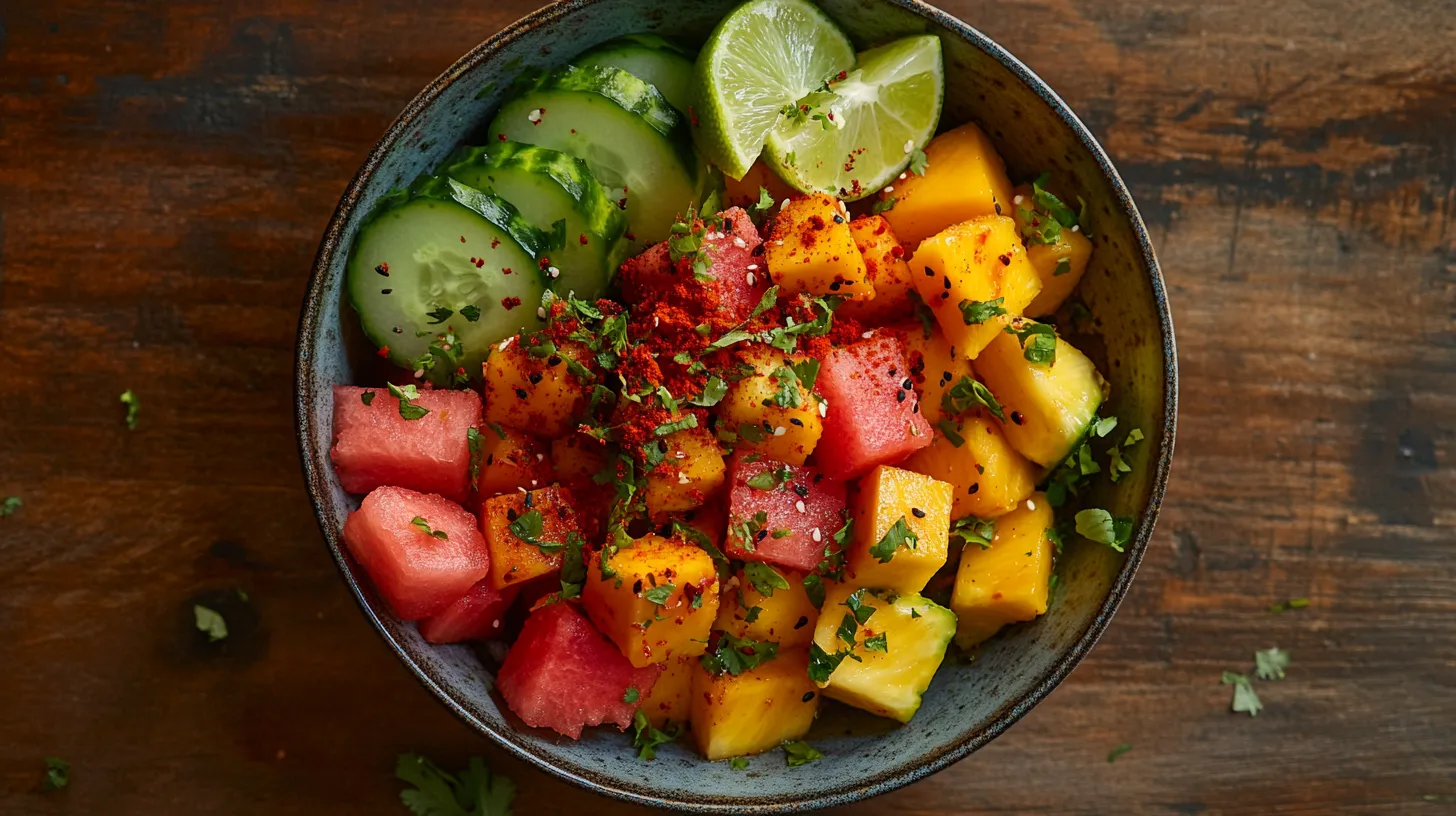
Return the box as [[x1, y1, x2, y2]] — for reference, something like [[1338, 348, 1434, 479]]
[[396, 752, 515, 816], [1107, 743, 1133, 763], [41, 757, 69, 792], [193, 605, 228, 642], [119, 389, 140, 430]]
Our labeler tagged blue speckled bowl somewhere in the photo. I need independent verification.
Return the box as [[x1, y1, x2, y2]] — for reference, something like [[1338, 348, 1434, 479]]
[[295, 0, 1177, 810]]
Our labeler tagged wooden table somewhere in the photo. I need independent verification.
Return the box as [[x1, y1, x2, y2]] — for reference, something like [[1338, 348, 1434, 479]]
[[2, 0, 1452, 813]]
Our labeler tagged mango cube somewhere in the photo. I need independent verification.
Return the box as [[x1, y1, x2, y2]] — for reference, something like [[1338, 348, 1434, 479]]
[[909, 215, 1041, 360], [715, 566, 819, 650], [640, 653, 695, 728], [477, 425, 554, 497], [766, 194, 869, 300], [903, 412, 1038, 519], [951, 492, 1054, 649], [810, 585, 956, 723], [644, 425, 727, 517], [877, 121, 1015, 247], [902, 322, 975, 426], [479, 486, 584, 590], [690, 648, 819, 759], [583, 534, 720, 667], [483, 336, 589, 439], [838, 215, 914, 325], [715, 346, 823, 465], [1022, 222, 1093, 319], [846, 465, 954, 594]]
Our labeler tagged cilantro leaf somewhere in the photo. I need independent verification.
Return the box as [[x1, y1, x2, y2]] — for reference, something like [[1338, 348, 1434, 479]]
[[41, 757, 69, 792], [690, 375, 729, 407], [743, 562, 790, 597], [509, 509, 563, 554], [396, 752, 515, 816], [387, 382, 431, 420], [119, 389, 140, 430], [1268, 598, 1310, 613], [1107, 743, 1132, 763], [729, 757, 750, 771], [459, 304, 482, 322], [748, 187, 776, 224], [699, 631, 779, 676], [790, 359, 821, 393], [1074, 509, 1133, 552], [558, 533, 587, 599], [949, 516, 995, 549], [872, 196, 897, 214], [941, 376, 1005, 421], [411, 516, 450, 541], [425, 306, 454, 325], [746, 465, 791, 491], [908, 148, 929, 176], [361, 390, 376, 406], [1254, 647, 1290, 681], [863, 632, 888, 652], [643, 582, 676, 606], [958, 297, 1006, 325], [193, 604, 228, 642], [766, 366, 804, 409], [0, 496, 20, 518], [653, 414, 699, 436], [936, 419, 966, 447], [622, 687, 640, 704], [1032, 172, 1080, 229], [783, 740, 824, 767], [807, 641, 860, 682], [1054, 257, 1072, 276], [868, 518, 917, 563], [466, 428, 484, 491], [1003, 321, 1057, 364], [1221, 671, 1262, 717], [843, 588, 876, 625], [631, 711, 680, 760]]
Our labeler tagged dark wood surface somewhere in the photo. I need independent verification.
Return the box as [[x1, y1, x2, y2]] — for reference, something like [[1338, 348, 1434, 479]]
[[2, 0, 1453, 813]]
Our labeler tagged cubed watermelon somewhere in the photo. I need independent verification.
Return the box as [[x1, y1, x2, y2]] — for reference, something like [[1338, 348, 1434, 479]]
[[618, 207, 768, 322], [417, 580, 519, 644], [331, 385, 481, 501], [813, 333, 933, 479], [496, 602, 663, 739], [341, 486, 490, 621], [725, 455, 847, 572]]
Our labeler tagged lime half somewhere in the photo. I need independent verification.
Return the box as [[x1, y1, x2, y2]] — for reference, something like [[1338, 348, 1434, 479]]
[[692, 0, 855, 181], [765, 35, 944, 200]]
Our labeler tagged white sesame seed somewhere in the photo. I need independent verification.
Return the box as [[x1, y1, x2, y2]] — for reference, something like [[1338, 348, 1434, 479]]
[[499, 336, 515, 351], [675, 451, 686, 459], [536, 307, 546, 319], [884, 186, 894, 193], [861, 331, 873, 339], [492, 619, 501, 629], [678, 472, 690, 484], [818, 400, 828, 418], [527, 109, 542, 123], [413, 368, 424, 378], [548, 266, 560, 278], [795, 500, 806, 513], [747, 272, 756, 286], [773, 426, 787, 437], [517, 486, 527, 493], [1027, 499, 1037, 511], [530, 479, 538, 485], [654, 315, 660, 328], [780, 199, 790, 210], [812, 528, 822, 542], [1071, 225, 1081, 232], [898, 172, 908, 181], [747, 264, 759, 270], [734, 236, 747, 248], [774, 240, 784, 246], [903, 139, 914, 153]]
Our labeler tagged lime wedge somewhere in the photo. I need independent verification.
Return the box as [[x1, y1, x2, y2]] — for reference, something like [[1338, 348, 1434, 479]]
[[764, 35, 944, 200], [692, 0, 855, 181]]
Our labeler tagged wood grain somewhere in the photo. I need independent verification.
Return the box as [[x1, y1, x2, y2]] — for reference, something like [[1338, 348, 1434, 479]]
[[1, 0, 1453, 813]]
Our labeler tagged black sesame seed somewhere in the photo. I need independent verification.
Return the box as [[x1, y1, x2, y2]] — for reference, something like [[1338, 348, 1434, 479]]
[[756, 529, 768, 542], [523, 491, 533, 508], [976, 464, 985, 474], [795, 616, 810, 629], [1011, 411, 1024, 425], [998, 253, 1011, 266], [793, 484, 809, 498], [896, 390, 907, 402], [375, 264, 389, 276], [802, 691, 816, 702], [902, 378, 913, 390], [924, 266, 935, 277], [830, 281, 842, 291], [514, 388, 528, 399], [506, 508, 518, 522], [813, 473, 824, 484], [832, 214, 845, 224], [528, 372, 543, 385], [940, 292, 950, 300], [633, 579, 644, 594], [381, 288, 393, 295], [943, 277, 952, 289], [547, 355, 562, 367], [486, 454, 495, 465], [968, 483, 980, 495], [994, 201, 1003, 215], [790, 417, 804, 427], [912, 507, 927, 518]]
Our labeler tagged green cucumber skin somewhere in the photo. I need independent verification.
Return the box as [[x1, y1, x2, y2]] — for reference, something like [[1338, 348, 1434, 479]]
[[574, 35, 697, 113], [440, 143, 629, 298], [347, 176, 547, 380]]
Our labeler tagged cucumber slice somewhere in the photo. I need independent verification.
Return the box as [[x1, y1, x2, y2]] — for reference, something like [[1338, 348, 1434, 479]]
[[574, 34, 696, 114], [972, 321, 1106, 468], [440, 142, 628, 299], [347, 176, 547, 382], [488, 65, 704, 247]]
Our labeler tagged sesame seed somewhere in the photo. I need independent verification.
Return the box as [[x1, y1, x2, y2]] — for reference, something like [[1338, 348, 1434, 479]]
[[789, 417, 804, 427], [527, 109, 542, 123], [734, 237, 747, 248], [413, 368, 424, 378], [818, 401, 828, 417], [747, 263, 759, 270], [903, 139, 914, 153], [780, 199, 790, 210], [654, 315, 660, 327], [548, 266, 560, 278], [1013, 195, 1024, 204], [535, 453, 545, 462], [811, 528, 822, 542], [498, 337, 513, 351], [911, 507, 927, 518], [747, 271, 756, 286], [861, 331, 873, 339], [885, 186, 894, 193], [530, 480, 538, 486], [1027, 499, 1037, 511], [795, 500, 806, 513], [773, 426, 787, 437], [675, 451, 686, 459], [678, 472, 690, 484], [898, 172, 908, 181], [1072, 225, 1081, 232], [774, 239, 784, 246]]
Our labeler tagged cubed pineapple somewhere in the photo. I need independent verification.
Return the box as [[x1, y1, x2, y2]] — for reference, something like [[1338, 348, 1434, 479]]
[[715, 566, 819, 649], [477, 425, 554, 497], [845, 466, 954, 595], [809, 585, 956, 723], [479, 485, 584, 589], [1013, 181, 1094, 319], [640, 653, 695, 728], [951, 492, 1054, 649], [765, 194, 870, 299], [876, 122, 1016, 247], [583, 534, 720, 667], [482, 336, 589, 439], [690, 648, 819, 759], [901, 322, 975, 426], [644, 425, 727, 516], [903, 412, 1038, 519], [715, 347, 823, 464], [909, 215, 1041, 360], [973, 320, 1105, 467], [838, 216, 914, 325]]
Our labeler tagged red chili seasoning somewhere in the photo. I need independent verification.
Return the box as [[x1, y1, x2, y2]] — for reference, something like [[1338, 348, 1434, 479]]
[[501, 296, 522, 310]]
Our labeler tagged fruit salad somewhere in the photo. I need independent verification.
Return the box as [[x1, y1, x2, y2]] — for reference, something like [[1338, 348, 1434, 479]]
[[331, 0, 1140, 764]]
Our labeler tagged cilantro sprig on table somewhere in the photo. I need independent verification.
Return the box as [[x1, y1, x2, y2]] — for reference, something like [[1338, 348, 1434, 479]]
[[396, 753, 515, 816]]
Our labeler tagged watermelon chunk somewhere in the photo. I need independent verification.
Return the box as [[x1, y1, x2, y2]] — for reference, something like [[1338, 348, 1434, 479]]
[[496, 602, 662, 738], [813, 333, 933, 479], [417, 580, 520, 644], [341, 486, 490, 621], [617, 207, 768, 322], [725, 455, 847, 572], [330, 385, 481, 501]]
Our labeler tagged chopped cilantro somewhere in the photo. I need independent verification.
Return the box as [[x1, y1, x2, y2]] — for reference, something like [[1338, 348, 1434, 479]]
[[908, 290, 935, 339], [872, 196, 897, 214], [868, 517, 917, 563], [193, 604, 228, 642], [119, 389, 140, 430], [1054, 257, 1072, 276], [863, 632, 888, 652], [807, 641, 860, 682], [622, 687, 640, 704], [643, 582, 676, 605], [466, 427, 483, 490], [743, 562, 790, 597], [766, 366, 805, 409], [1255, 647, 1290, 680], [0, 496, 20, 517], [424, 306, 454, 325], [411, 516, 450, 541], [908, 148, 930, 176], [387, 382, 431, 420], [949, 516, 995, 549], [746, 465, 792, 491], [396, 752, 514, 816], [837, 612, 858, 646], [790, 359, 821, 392], [958, 297, 1006, 325], [941, 376, 1005, 421], [1222, 671, 1262, 717], [653, 414, 699, 437], [936, 419, 966, 447], [558, 533, 587, 599], [699, 632, 779, 676], [459, 304, 482, 322], [783, 740, 824, 767], [729, 757, 750, 771], [40, 757, 69, 792], [1075, 509, 1133, 552], [1004, 321, 1057, 365], [689, 375, 729, 408], [1107, 743, 1132, 763], [843, 588, 876, 625], [361, 390, 376, 406], [1268, 598, 1310, 613]]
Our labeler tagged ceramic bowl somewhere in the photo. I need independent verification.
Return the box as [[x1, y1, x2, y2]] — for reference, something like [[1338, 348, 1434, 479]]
[[295, 0, 1177, 810]]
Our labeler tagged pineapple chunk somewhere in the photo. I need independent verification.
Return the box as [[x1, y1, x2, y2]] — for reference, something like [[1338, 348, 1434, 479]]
[[901, 322, 975, 426], [766, 194, 870, 299], [640, 653, 695, 728], [951, 492, 1054, 649], [644, 425, 727, 516], [583, 534, 720, 667], [876, 122, 1015, 247], [838, 216, 914, 325], [690, 648, 819, 759], [909, 215, 1041, 360], [846, 466, 954, 595], [1024, 226, 1093, 318], [715, 347, 823, 464], [479, 486, 584, 590], [477, 425, 554, 497], [810, 585, 956, 723], [973, 320, 1105, 467], [903, 412, 1038, 519], [715, 566, 819, 649], [482, 336, 588, 439]]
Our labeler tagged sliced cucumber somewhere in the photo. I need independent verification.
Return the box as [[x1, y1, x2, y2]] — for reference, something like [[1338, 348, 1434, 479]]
[[347, 176, 547, 382], [440, 142, 628, 300], [488, 64, 704, 247], [574, 34, 697, 114], [973, 321, 1106, 468]]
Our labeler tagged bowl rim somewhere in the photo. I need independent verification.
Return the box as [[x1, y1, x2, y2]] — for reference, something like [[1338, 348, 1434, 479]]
[[294, 0, 1178, 810]]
